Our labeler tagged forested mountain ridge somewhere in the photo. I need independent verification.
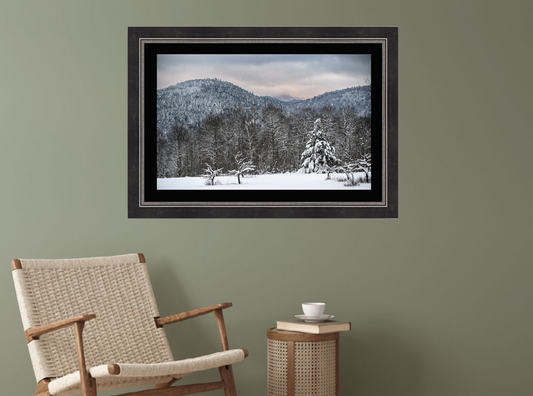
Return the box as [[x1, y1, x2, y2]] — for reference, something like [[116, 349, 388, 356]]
[[157, 78, 372, 179], [284, 85, 371, 114], [156, 78, 370, 134], [157, 78, 281, 134]]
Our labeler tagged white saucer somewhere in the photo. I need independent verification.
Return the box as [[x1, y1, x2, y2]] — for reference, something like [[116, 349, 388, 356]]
[[295, 314, 334, 323]]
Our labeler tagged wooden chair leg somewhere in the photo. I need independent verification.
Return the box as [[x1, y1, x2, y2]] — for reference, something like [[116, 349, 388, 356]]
[[153, 378, 180, 389], [73, 322, 97, 396], [213, 309, 238, 395], [219, 365, 237, 396], [34, 379, 51, 396]]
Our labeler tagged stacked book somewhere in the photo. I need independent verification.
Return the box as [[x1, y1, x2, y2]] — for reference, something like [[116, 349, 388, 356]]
[[276, 318, 351, 334]]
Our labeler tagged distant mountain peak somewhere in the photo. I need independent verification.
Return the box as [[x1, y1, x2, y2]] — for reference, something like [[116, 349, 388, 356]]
[[275, 94, 302, 102]]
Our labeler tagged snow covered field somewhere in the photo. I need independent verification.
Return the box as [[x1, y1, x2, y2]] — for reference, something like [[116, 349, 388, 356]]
[[157, 172, 370, 190]]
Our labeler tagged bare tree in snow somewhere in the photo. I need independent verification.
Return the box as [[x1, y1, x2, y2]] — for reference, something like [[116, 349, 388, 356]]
[[203, 163, 223, 185], [228, 153, 256, 184]]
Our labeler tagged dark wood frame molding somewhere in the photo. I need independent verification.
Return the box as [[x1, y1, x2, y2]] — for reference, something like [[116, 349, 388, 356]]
[[128, 26, 398, 218]]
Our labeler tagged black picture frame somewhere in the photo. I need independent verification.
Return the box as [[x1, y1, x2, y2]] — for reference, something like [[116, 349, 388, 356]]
[[128, 27, 398, 218]]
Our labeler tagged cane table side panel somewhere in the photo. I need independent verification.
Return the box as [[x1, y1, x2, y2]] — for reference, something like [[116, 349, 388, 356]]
[[267, 328, 339, 396]]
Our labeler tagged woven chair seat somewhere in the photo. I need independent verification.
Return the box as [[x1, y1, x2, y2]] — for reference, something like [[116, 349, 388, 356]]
[[49, 349, 246, 396]]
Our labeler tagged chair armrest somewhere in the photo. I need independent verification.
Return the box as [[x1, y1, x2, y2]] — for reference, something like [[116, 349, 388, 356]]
[[25, 314, 97, 395], [24, 314, 96, 343], [155, 303, 232, 327]]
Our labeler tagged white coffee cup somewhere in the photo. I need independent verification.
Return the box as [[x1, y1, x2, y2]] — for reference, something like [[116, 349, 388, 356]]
[[302, 302, 325, 317]]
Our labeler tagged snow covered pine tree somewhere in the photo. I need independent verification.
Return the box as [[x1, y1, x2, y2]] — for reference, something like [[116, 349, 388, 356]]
[[300, 118, 339, 173]]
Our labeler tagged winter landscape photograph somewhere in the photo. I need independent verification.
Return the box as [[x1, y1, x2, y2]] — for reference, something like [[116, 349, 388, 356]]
[[156, 54, 373, 190]]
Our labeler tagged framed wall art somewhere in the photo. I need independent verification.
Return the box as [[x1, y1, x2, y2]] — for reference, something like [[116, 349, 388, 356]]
[[128, 27, 398, 218]]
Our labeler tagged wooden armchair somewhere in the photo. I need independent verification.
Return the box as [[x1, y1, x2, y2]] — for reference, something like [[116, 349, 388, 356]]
[[11, 253, 248, 396]]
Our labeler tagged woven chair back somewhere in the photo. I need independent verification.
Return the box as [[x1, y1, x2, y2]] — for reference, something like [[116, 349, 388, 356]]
[[12, 254, 174, 382]]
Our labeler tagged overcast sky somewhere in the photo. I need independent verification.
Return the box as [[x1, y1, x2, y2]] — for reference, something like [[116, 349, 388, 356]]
[[157, 54, 371, 99]]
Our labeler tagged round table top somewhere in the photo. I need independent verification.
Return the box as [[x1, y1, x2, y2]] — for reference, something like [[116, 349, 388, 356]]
[[267, 327, 340, 342]]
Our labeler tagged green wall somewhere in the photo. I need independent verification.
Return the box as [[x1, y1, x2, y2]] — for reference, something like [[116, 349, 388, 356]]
[[1, 1, 532, 395]]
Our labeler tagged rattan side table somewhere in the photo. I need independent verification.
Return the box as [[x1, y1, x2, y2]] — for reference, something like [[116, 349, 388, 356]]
[[267, 327, 340, 396]]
